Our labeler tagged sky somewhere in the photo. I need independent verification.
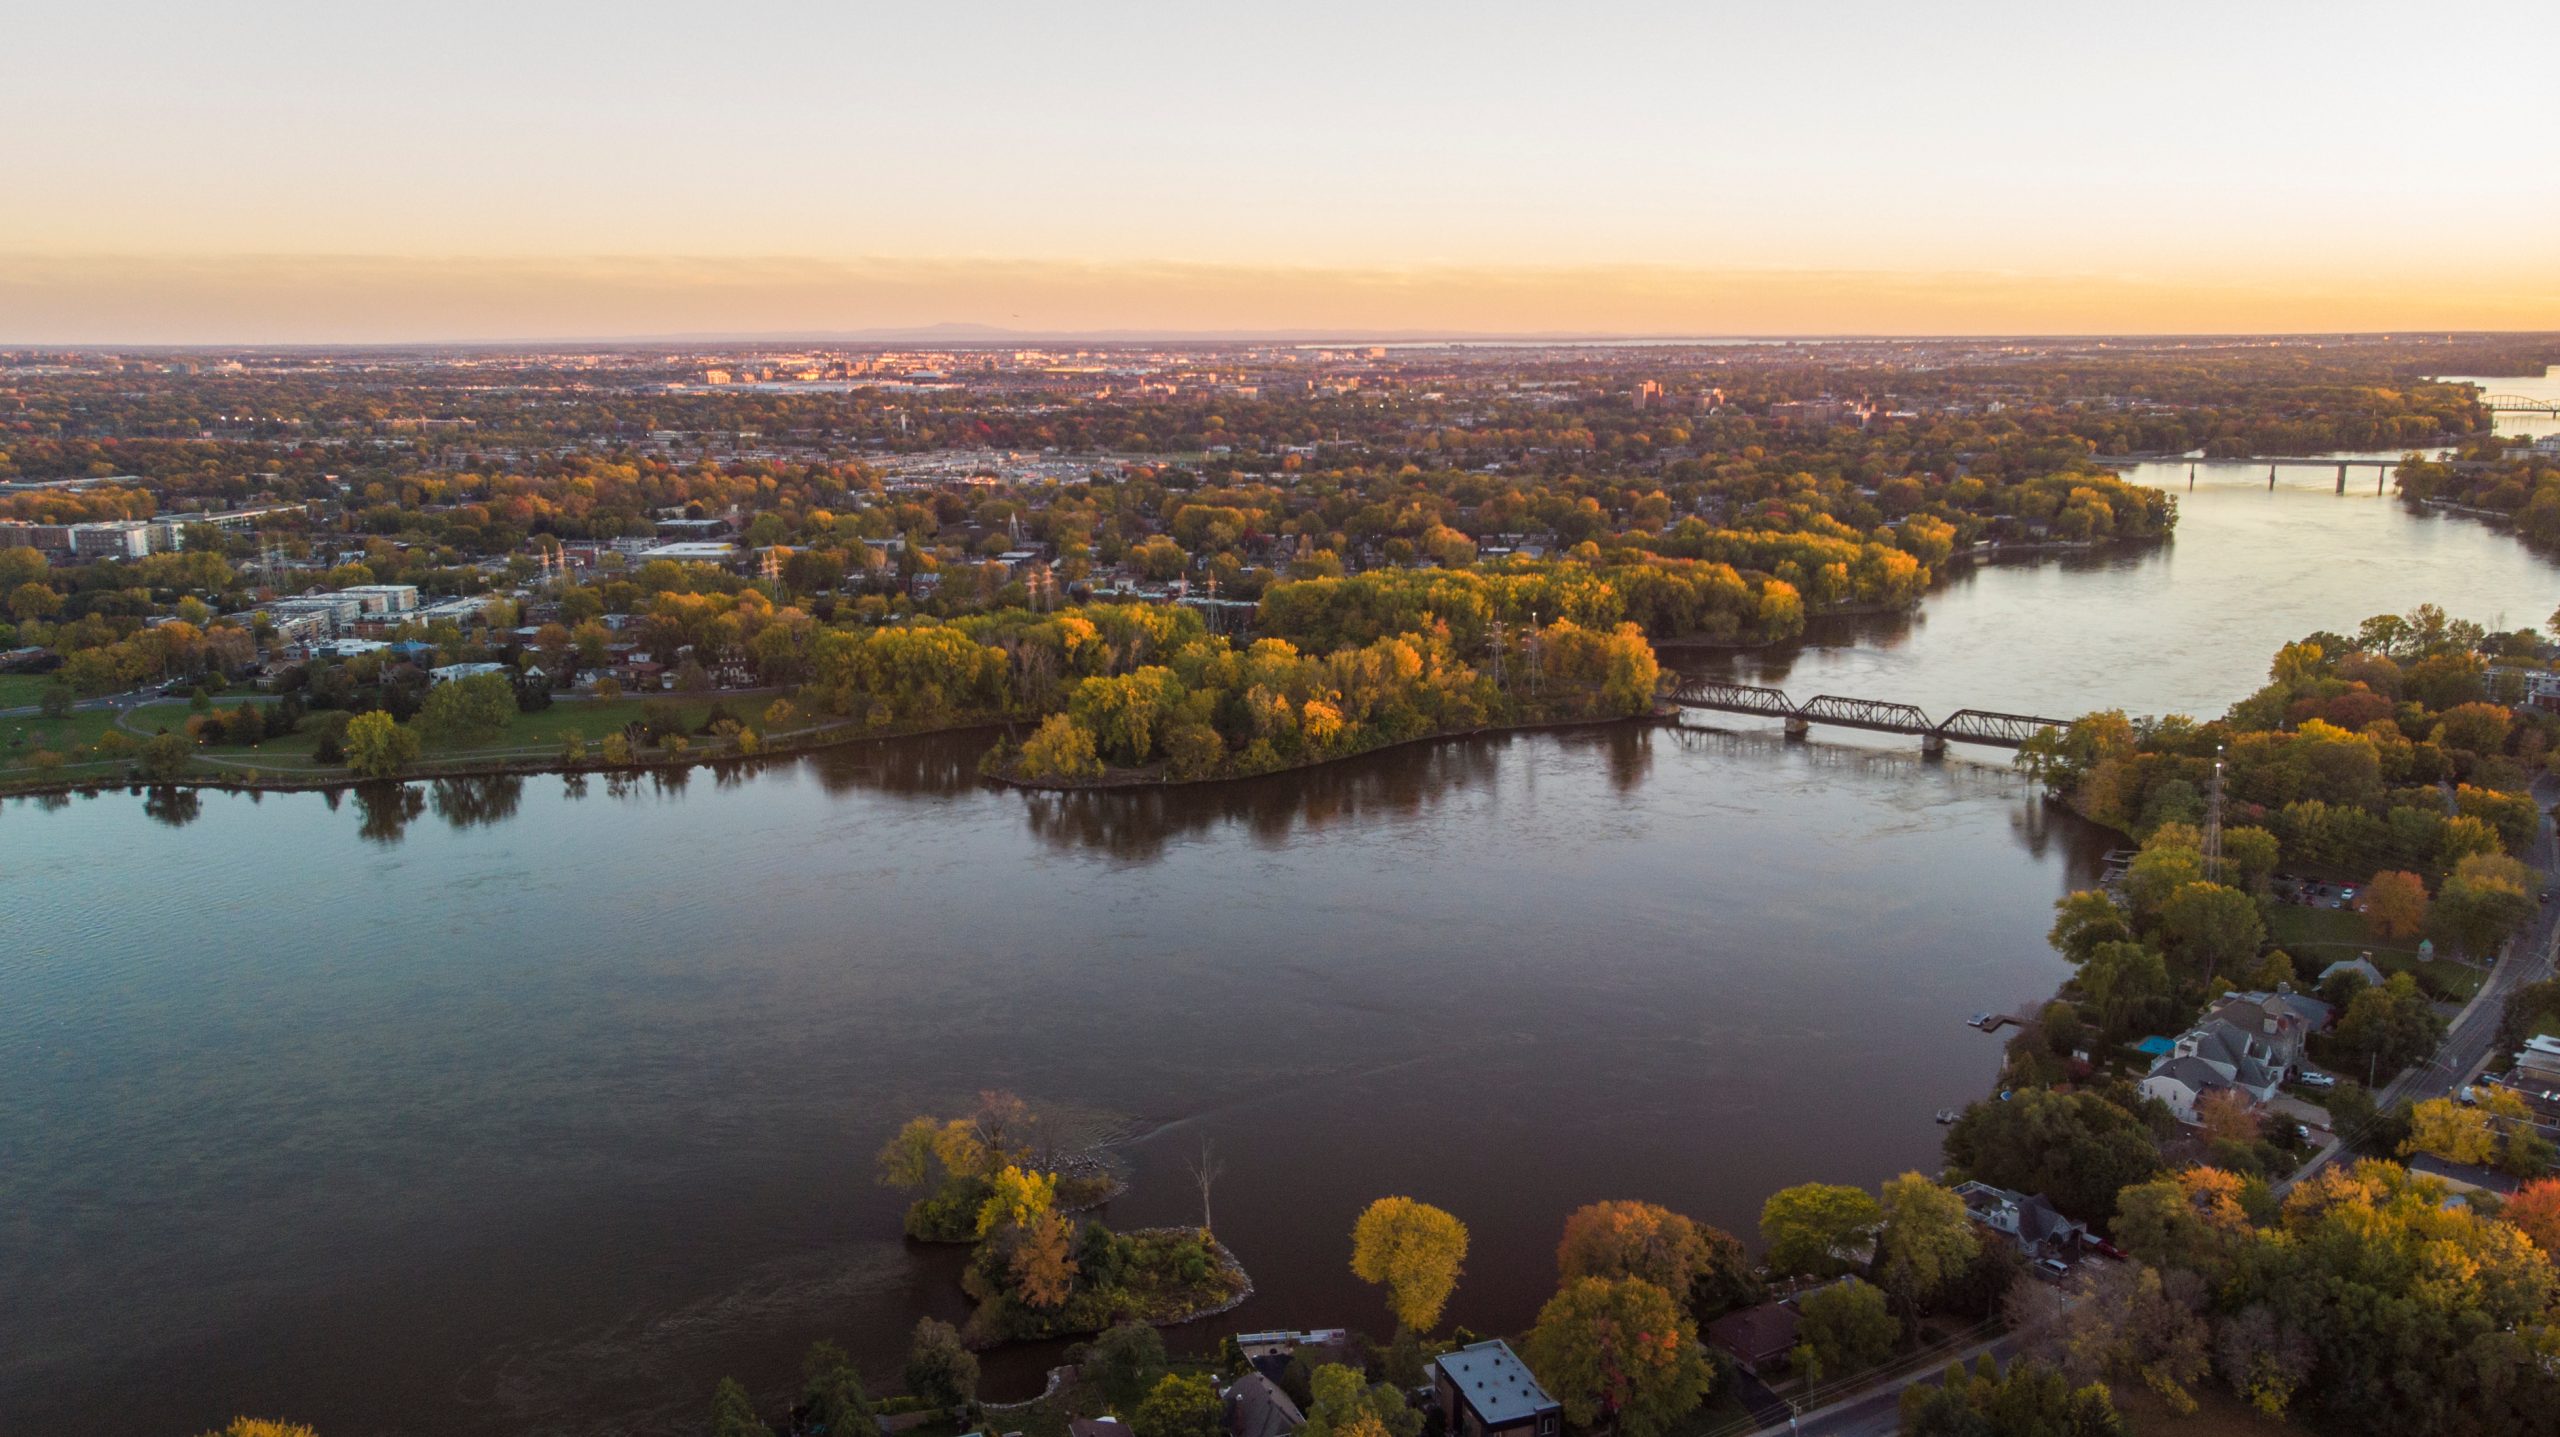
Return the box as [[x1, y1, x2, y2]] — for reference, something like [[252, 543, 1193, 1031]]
[[4, 1, 2555, 342]]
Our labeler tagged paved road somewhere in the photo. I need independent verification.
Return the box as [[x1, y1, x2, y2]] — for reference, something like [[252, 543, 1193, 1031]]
[[2283, 774, 2560, 1190], [1753, 782, 2560, 1432]]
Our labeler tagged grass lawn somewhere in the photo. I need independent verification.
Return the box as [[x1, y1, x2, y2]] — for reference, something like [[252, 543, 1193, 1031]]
[[0, 673, 60, 709], [2265, 904, 2482, 1000], [421, 697, 743, 754], [1, 693, 790, 784]]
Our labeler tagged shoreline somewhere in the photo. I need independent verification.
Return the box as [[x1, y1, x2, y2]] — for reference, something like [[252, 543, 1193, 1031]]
[[0, 714, 1016, 803], [985, 710, 1661, 792]]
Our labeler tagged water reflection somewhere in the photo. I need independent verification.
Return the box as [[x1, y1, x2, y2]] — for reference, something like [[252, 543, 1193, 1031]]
[[142, 784, 202, 828], [354, 781, 426, 844], [430, 775, 526, 830]]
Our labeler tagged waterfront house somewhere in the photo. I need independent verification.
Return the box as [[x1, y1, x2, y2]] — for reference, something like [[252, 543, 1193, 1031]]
[[1704, 1300, 1801, 1375], [1432, 1340, 1560, 1437], [2204, 986, 2332, 1056], [1952, 1181, 2088, 1259], [2139, 1007, 2290, 1127], [2140, 1055, 2245, 1127], [1225, 1372, 1306, 1437]]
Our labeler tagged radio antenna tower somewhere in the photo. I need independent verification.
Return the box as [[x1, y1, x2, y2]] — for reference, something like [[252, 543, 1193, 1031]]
[[2202, 742, 2226, 883]]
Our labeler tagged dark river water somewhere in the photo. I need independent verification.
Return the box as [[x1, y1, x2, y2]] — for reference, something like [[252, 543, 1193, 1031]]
[[6, 452, 2557, 1437]]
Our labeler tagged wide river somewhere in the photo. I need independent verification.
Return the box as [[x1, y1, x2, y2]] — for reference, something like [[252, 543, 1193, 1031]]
[[6, 430, 2558, 1437]]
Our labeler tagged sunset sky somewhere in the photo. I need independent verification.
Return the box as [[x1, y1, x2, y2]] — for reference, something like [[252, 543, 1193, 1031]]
[[7, 1, 2555, 342]]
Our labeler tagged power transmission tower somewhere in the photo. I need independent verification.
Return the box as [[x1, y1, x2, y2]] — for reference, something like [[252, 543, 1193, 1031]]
[[2202, 743, 2226, 883]]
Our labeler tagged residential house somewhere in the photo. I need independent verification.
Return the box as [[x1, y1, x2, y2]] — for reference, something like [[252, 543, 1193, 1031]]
[[1704, 1300, 1801, 1375], [2141, 1055, 2245, 1127], [1225, 1372, 1306, 1437], [2205, 986, 2332, 1057], [1432, 1340, 1559, 1437], [1952, 1181, 2088, 1259], [2319, 956, 2384, 991], [2140, 1008, 2291, 1127], [2515, 1035, 2560, 1090]]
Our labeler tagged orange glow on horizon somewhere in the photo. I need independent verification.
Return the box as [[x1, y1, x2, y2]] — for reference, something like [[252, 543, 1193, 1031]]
[[7, 252, 2557, 345]]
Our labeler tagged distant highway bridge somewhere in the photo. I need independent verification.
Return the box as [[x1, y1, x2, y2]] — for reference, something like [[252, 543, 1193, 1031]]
[[1669, 679, 2069, 756]]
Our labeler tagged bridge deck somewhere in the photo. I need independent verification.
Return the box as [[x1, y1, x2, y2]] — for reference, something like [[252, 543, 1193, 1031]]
[[1669, 680, 2069, 749]]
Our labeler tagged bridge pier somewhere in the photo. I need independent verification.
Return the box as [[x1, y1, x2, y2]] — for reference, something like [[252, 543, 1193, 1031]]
[[2337, 462, 2347, 495], [1783, 715, 1810, 740], [1921, 732, 1947, 759], [2269, 464, 2277, 490], [2187, 462, 2195, 490]]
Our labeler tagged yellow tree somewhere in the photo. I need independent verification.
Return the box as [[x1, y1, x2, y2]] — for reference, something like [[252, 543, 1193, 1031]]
[[2362, 870, 2430, 940], [1350, 1196, 1469, 1332], [2402, 1098, 2497, 1165], [975, 1164, 1058, 1237]]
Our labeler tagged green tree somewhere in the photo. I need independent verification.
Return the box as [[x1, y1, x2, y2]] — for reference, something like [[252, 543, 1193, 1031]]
[[2155, 881, 2264, 984], [800, 1343, 873, 1437], [1877, 1173, 1978, 1313], [1943, 1088, 2161, 1223], [137, 729, 195, 780], [2432, 852, 2537, 958], [1298, 1364, 1421, 1437], [1758, 1183, 1883, 1279], [1798, 1277, 1899, 1377], [1522, 1276, 1714, 1437], [418, 672, 516, 746], [2334, 973, 2444, 1083], [903, 1317, 979, 1409], [711, 1377, 773, 1437], [1082, 1322, 1168, 1411], [342, 710, 420, 779], [2049, 890, 2132, 964]]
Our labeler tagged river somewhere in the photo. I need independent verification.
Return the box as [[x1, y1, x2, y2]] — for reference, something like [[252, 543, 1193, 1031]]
[[5, 438, 2556, 1437]]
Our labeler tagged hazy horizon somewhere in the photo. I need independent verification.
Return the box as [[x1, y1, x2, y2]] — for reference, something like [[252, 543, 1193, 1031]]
[[7, 1, 2555, 342]]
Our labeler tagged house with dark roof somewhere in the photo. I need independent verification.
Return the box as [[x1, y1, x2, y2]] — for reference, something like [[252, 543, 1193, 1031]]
[[1952, 1181, 2088, 1259], [1225, 1372, 1306, 1437], [1432, 1340, 1559, 1437], [1704, 1300, 1802, 1375], [2140, 1053, 2244, 1125]]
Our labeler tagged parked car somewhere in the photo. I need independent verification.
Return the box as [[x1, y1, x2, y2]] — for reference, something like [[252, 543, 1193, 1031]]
[[2299, 1071, 2337, 1090], [2036, 1257, 2073, 1280], [2085, 1237, 2129, 1262]]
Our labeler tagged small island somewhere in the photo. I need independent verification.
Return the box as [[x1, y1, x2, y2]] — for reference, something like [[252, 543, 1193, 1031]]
[[877, 1094, 1250, 1347]]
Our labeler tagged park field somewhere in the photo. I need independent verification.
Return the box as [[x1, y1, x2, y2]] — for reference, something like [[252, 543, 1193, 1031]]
[[2265, 903, 2483, 1001]]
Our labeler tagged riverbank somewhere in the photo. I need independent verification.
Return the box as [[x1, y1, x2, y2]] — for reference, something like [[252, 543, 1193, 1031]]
[[983, 710, 1661, 792], [0, 707, 1016, 802], [961, 1228, 1253, 1349]]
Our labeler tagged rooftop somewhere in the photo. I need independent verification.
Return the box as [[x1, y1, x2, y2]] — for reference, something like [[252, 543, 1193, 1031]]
[[1437, 1340, 1556, 1427]]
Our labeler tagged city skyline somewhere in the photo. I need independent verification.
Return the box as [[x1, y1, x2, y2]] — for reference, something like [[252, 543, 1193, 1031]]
[[7, 1, 2557, 341]]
